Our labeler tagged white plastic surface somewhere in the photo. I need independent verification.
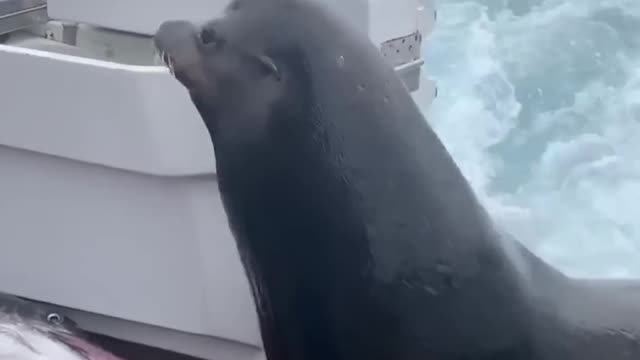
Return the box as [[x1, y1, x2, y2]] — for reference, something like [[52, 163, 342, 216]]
[[369, 0, 419, 44], [0, 43, 217, 176], [0, 144, 261, 355], [47, 0, 369, 36]]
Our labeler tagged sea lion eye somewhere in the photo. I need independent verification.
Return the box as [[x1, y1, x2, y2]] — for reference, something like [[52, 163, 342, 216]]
[[200, 27, 219, 46], [47, 313, 62, 324]]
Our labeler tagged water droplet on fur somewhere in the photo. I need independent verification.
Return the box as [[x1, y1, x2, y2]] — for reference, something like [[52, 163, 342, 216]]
[[424, 286, 438, 295]]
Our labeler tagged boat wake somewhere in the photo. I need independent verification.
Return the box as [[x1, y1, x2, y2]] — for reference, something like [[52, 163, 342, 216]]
[[417, 0, 640, 278]]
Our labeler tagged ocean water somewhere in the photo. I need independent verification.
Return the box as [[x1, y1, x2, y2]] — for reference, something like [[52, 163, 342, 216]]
[[416, 0, 640, 278]]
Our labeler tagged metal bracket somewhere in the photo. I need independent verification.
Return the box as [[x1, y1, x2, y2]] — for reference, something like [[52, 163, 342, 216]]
[[380, 30, 422, 68]]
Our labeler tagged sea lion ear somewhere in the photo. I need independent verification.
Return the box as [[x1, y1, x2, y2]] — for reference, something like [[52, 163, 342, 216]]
[[257, 55, 281, 81]]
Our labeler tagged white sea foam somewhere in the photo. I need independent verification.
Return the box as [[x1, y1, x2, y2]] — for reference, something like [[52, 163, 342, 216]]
[[418, 0, 640, 278]]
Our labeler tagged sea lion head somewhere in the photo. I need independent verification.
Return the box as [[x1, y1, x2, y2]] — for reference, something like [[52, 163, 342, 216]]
[[153, 0, 319, 140], [152, 0, 381, 154]]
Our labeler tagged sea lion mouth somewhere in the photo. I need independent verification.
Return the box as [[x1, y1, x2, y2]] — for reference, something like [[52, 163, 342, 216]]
[[155, 49, 175, 76]]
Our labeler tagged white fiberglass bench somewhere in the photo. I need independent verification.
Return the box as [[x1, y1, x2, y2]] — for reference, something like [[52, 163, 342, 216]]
[[0, 0, 437, 358]]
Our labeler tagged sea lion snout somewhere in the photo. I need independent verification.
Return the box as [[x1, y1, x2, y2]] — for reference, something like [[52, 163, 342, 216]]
[[154, 20, 200, 53], [154, 20, 212, 91]]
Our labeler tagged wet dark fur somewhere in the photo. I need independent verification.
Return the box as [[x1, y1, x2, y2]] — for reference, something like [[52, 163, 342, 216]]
[[154, 1, 640, 359]]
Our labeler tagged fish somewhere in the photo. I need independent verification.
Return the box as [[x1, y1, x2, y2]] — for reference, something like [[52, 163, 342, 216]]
[[0, 292, 124, 360]]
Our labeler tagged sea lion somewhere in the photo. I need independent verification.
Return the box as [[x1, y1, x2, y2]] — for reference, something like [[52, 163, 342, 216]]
[[0, 292, 124, 360], [153, 0, 640, 359]]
